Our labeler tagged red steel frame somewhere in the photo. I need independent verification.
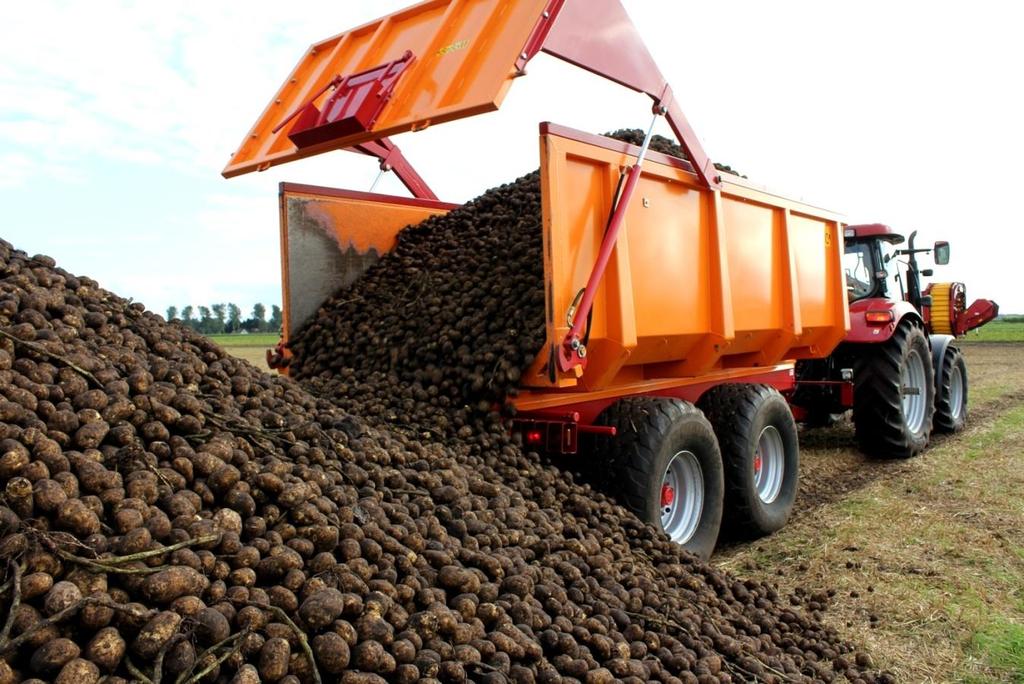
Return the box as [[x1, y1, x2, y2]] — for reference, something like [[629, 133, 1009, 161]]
[[513, 366, 797, 455]]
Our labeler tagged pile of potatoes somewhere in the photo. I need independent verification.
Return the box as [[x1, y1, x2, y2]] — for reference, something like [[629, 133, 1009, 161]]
[[0, 202, 888, 682]]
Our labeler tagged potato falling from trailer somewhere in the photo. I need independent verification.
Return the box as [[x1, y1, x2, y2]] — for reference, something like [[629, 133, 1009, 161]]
[[225, 0, 850, 559]]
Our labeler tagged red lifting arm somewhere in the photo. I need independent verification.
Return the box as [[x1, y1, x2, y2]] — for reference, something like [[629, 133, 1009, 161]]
[[521, 0, 721, 190]]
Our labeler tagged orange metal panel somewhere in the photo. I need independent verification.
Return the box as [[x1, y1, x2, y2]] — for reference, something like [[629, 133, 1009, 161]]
[[278, 183, 457, 342], [523, 127, 848, 396], [224, 0, 551, 177]]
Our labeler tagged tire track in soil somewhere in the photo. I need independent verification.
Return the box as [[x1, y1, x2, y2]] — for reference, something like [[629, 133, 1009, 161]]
[[796, 388, 1024, 516]]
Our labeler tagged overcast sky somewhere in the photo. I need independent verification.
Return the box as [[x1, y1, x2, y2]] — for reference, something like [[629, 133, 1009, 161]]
[[1, 1, 1020, 317]]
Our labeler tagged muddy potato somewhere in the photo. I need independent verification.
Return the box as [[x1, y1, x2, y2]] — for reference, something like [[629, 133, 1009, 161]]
[[312, 631, 350, 674], [194, 606, 231, 646], [141, 565, 209, 603], [85, 626, 126, 672], [353, 640, 396, 674], [259, 637, 291, 682], [164, 640, 196, 676], [231, 664, 261, 684], [298, 588, 347, 631], [29, 638, 80, 674], [43, 580, 82, 615], [340, 673, 389, 684], [0, 659, 15, 684], [20, 571, 53, 600], [54, 658, 100, 684], [55, 498, 101, 536], [133, 610, 182, 659]]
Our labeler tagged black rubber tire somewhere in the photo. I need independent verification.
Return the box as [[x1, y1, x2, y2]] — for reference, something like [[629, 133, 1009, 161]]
[[852, 322, 935, 458], [596, 397, 724, 560], [934, 346, 968, 433], [699, 384, 799, 538]]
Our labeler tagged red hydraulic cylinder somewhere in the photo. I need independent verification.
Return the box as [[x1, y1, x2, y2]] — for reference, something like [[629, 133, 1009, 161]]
[[557, 158, 645, 372]]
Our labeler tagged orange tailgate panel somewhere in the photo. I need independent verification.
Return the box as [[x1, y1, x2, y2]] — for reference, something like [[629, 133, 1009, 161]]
[[225, 0, 550, 177], [279, 184, 457, 341]]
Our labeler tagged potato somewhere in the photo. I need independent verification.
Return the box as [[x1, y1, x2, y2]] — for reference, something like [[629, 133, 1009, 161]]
[[43, 581, 82, 616], [340, 673, 389, 684], [298, 588, 346, 631], [312, 631, 350, 674], [85, 626, 126, 672], [353, 640, 396, 674], [29, 638, 80, 674], [163, 640, 196, 676], [19, 571, 53, 600], [194, 606, 231, 646], [53, 658, 100, 684], [133, 610, 182, 659], [55, 498, 101, 536], [0, 659, 15, 684], [259, 637, 291, 682], [0, 449, 29, 480], [230, 664, 262, 684], [141, 566, 209, 603], [437, 565, 481, 594]]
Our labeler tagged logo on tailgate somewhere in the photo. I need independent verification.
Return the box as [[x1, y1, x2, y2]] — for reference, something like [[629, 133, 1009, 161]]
[[437, 39, 469, 56]]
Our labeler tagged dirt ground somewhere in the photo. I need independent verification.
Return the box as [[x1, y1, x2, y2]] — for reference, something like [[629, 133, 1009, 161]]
[[717, 342, 1024, 682]]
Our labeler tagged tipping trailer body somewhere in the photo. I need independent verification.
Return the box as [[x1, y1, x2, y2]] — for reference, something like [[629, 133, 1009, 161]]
[[275, 124, 849, 447]]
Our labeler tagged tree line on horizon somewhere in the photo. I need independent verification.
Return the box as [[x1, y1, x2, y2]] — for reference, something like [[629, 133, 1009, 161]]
[[166, 303, 282, 335]]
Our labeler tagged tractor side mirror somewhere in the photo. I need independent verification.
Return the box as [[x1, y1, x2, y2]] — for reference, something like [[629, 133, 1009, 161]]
[[934, 241, 950, 265]]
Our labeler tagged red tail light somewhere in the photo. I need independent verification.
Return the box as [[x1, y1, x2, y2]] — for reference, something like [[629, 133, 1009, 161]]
[[865, 310, 894, 325], [526, 429, 543, 445]]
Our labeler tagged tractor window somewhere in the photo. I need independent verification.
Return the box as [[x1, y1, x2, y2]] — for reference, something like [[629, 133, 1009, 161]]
[[879, 241, 904, 301], [843, 242, 876, 301]]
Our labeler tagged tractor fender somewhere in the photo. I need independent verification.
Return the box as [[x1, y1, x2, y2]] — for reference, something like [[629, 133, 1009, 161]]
[[929, 334, 956, 379], [845, 298, 923, 344]]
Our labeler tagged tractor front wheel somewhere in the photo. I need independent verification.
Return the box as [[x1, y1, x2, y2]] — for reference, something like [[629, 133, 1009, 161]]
[[852, 322, 935, 458], [597, 397, 724, 560]]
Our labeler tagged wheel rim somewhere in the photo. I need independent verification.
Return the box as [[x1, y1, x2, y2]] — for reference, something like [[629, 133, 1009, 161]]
[[901, 349, 927, 435], [754, 425, 785, 504], [660, 450, 704, 544], [949, 364, 964, 421]]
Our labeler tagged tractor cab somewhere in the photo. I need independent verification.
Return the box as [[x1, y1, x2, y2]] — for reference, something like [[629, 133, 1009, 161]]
[[842, 224, 907, 303], [843, 223, 951, 312]]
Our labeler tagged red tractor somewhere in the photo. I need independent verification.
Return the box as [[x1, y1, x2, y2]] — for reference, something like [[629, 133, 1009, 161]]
[[791, 224, 998, 458]]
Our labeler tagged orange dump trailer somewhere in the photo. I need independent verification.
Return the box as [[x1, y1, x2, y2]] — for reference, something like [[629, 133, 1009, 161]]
[[228, 0, 850, 558]]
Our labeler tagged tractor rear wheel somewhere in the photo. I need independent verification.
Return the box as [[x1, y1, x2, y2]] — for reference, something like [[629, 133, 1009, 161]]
[[597, 397, 724, 560], [934, 346, 968, 433], [700, 384, 799, 538], [852, 322, 935, 458]]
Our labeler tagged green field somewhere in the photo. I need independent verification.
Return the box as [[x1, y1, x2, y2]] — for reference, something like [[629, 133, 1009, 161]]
[[963, 320, 1024, 343], [208, 333, 279, 369], [207, 333, 280, 347]]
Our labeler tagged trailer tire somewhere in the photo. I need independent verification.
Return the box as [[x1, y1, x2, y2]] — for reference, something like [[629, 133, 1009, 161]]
[[597, 397, 723, 560], [934, 346, 968, 433], [853, 321, 935, 458], [699, 384, 799, 538]]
